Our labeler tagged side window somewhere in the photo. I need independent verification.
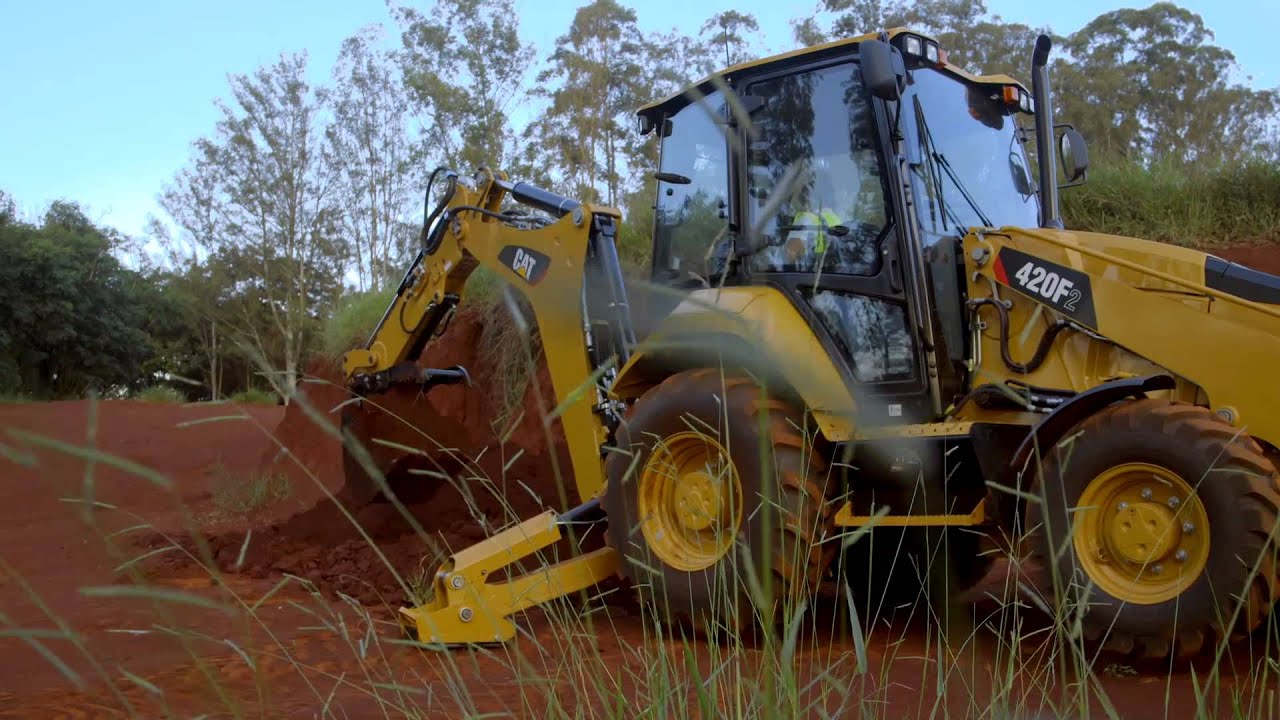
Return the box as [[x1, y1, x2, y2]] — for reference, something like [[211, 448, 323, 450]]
[[652, 94, 729, 284], [746, 64, 888, 276], [809, 290, 915, 382]]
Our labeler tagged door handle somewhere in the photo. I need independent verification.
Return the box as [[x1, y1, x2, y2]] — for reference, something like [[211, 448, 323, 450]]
[[889, 256, 903, 293]]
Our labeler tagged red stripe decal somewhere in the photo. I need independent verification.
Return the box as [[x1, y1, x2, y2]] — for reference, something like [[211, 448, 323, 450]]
[[992, 253, 1008, 284]]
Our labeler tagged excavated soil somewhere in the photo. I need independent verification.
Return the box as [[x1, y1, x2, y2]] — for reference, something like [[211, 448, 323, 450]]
[[144, 308, 595, 608]]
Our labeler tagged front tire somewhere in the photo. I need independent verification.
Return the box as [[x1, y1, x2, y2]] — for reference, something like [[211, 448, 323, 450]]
[[1028, 398, 1280, 659], [603, 369, 834, 638]]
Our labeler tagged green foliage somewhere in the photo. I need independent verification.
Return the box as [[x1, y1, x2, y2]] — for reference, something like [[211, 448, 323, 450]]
[[159, 53, 345, 396], [1054, 2, 1278, 166], [229, 388, 278, 405], [322, 288, 397, 358], [210, 463, 292, 514], [1063, 159, 1280, 246], [393, 0, 534, 171], [136, 386, 185, 403], [0, 202, 177, 398]]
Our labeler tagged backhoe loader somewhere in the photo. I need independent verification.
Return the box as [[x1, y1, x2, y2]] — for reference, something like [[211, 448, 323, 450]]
[[339, 29, 1280, 660]]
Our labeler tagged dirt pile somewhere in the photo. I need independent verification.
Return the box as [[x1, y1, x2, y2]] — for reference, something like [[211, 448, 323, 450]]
[[147, 308, 590, 607]]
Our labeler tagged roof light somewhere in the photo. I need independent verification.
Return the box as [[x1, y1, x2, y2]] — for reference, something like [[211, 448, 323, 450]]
[[904, 35, 922, 57], [925, 42, 939, 63]]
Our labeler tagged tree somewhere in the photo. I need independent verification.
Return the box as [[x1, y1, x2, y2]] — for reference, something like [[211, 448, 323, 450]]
[[393, 0, 534, 172], [159, 53, 345, 396], [0, 202, 168, 397], [325, 25, 419, 292], [522, 0, 651, 207], [802, 0, 1042, 77], [1054, 2, 1278, 165], [699, 11, 762, 69]]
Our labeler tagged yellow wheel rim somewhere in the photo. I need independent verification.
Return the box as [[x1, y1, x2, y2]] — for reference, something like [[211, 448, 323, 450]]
[[637, 431, 743, 572], [1073, 462, 1210, 604]]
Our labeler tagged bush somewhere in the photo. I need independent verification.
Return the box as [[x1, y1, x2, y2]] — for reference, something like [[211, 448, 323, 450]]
[[136, 386, 184, 403], [1062, 158, 1280, 246], [321, 288, 396, 358], [229, 388, 277, 405], [211, 464, 292, 514]]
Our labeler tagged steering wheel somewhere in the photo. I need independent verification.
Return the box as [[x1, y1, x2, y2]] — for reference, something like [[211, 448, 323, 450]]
[[768, 221, 883, 246]]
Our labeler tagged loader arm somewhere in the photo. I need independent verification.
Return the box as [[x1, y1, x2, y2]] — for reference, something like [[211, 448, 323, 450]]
[[341, 169, 634, 644]]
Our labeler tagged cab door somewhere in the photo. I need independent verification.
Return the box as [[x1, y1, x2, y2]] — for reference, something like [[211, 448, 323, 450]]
[[738, 59, 931, 424]]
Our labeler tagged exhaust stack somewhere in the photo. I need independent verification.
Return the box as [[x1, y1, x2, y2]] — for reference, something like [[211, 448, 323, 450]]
[[1031, 34, 1062, 229]]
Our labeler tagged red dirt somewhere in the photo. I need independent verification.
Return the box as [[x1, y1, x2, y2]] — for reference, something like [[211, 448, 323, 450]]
[[1215, 244, 1280, 275], [3, 250, 1280, 716]]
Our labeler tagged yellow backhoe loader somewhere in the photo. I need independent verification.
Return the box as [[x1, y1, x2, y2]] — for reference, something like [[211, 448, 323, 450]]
[[339, 29, 1280, 659]]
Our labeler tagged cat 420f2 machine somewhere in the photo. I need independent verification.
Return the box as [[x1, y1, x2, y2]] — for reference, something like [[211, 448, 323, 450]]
[[340, 30, 1280, 659]]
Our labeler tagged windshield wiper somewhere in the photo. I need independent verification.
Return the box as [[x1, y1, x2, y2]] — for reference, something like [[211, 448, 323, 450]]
[[911, 95, 993, 229]]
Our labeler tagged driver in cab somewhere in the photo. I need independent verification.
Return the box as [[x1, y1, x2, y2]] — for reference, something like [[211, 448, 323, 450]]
[[780, 153, 879, 270]]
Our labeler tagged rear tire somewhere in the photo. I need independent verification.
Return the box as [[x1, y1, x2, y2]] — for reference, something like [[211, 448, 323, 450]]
[[1028, 398, 1280, 659], [603, 369, 835, 639]]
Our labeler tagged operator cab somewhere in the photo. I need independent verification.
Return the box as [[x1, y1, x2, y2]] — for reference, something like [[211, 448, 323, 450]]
[[636, 28, 1044, 424]]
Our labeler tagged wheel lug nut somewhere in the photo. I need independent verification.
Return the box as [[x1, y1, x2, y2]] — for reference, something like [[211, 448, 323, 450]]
[[1151, 563, 1163, 575], [1140, 488, 1153, 500], [1168, 496, 1181, 509], [1182, 521, 1195, 534], [1175, 549, 1188, 562], [1118, 501, 1129, 510]]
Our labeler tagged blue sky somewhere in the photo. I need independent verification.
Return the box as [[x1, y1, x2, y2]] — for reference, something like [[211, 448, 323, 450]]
[[2, 0, 1276, 240]]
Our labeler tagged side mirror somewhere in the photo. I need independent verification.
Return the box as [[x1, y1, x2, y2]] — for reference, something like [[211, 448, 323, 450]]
[[1059, 128, 1089, 182], [859, 39, 905, 100]]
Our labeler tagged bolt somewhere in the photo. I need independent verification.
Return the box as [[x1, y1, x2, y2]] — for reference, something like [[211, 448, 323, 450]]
[[450, 575, 464, 590], [1140, 487, 1153, 500], [1151, 563, 1163, 575], [1118, 501, 1129, 510], [1168, 496, 1181, 509], [459, 607, 474, 622], [1182, 521, 1195, 534], [571, 207, 585, 226], [1175, 549, 1189, 563]]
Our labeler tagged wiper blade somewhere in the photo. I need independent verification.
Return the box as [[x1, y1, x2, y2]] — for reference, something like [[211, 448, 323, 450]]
[[912, 96, 993, 230], [932, 152, 992, 228]]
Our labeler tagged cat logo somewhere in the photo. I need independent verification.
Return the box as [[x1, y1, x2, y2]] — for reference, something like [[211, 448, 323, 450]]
[[498, 245, 550, 286]]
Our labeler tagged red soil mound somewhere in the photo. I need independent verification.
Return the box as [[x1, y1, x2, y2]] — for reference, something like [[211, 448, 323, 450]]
[[149, 308, 591, 607]]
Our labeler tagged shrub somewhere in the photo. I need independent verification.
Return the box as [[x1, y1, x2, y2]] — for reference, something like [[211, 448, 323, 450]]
[[136, 386, 184, 403], [1062, 158, 1280, 246], [321, 288, 397, 358], [229, 388, 277, 405]]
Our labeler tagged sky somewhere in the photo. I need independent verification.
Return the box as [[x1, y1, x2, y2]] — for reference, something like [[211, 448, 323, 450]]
[[2, 0, 1277, 241]]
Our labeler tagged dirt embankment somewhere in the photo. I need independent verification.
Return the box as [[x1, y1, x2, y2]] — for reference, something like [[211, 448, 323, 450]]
[[147, 308, 588, 607]]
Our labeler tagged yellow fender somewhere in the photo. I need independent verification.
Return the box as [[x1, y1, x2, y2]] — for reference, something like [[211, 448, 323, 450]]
[[613, 285, 859, 442]]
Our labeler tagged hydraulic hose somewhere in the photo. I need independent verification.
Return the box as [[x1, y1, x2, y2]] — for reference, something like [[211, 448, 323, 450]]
[[968, 297, 1072, 374]]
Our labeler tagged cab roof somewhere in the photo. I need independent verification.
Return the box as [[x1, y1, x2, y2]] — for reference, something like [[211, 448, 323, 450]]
[[636, 27, 1027, 125]]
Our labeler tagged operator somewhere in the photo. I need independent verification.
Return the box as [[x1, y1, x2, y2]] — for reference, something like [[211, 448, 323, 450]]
[[783, 154, 866, 268]]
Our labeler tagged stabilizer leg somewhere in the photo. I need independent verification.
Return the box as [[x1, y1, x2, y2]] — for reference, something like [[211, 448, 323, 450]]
[[399, 505, 618, 644]]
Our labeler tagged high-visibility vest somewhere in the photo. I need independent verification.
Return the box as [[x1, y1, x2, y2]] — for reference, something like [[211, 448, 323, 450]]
[[789, 208, 842, 254]]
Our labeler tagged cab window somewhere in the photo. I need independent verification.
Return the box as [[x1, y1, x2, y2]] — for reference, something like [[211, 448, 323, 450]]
[[746, 63, 888, 276], [651, 92, 729, 285]]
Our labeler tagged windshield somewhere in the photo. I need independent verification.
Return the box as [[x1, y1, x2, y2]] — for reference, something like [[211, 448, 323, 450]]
[[901, 68, 1038, 241]]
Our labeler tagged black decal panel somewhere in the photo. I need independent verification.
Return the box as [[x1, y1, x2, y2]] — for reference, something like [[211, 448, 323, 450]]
[[498, 245, 550, 285], [993, 248, 1098, 328]]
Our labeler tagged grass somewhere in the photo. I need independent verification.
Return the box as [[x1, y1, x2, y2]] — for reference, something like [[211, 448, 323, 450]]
[[208, 459, 292, 515], [228, 388, 277, 405], [135, 385, 184, 403], [5, 307, 1278, 719], [1062, 158, 1280, 247], [322, 287, 397, 358]]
